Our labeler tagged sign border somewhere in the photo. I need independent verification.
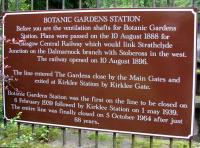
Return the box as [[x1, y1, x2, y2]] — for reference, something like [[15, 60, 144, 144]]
[[2, 8, 197, 139]]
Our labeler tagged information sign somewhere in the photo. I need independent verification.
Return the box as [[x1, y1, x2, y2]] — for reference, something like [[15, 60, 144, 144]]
[[3, 9, 197, 138]]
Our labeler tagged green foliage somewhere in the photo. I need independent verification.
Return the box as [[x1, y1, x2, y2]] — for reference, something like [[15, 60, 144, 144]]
[[115, 136, 124, 148], [8, 0, 30, 11], [172, 140, 189, 148], [195, 1, 200, 9], [87, 133, 122, 147], [33, 126, 49, 142], [84, 0, 97, 8], [133, 138, 190, 148], [175, 0, 190, 7], [33, 0, 46, 10], [4, 134, 34, 148], [33, 126, 59, 142], [0, 112, 24, 147], [0, 113, 60, 147], [100, 0, 132, 8], [197, 68, 200, 75], [47, 127, 60, 141], [99, 0, 193, 8], [155, 0, 167, 7], [134, 138, 167, 148], [65, 0, 79, 8], [87, 132, 110, 141], [137, 0, 150, 7]]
